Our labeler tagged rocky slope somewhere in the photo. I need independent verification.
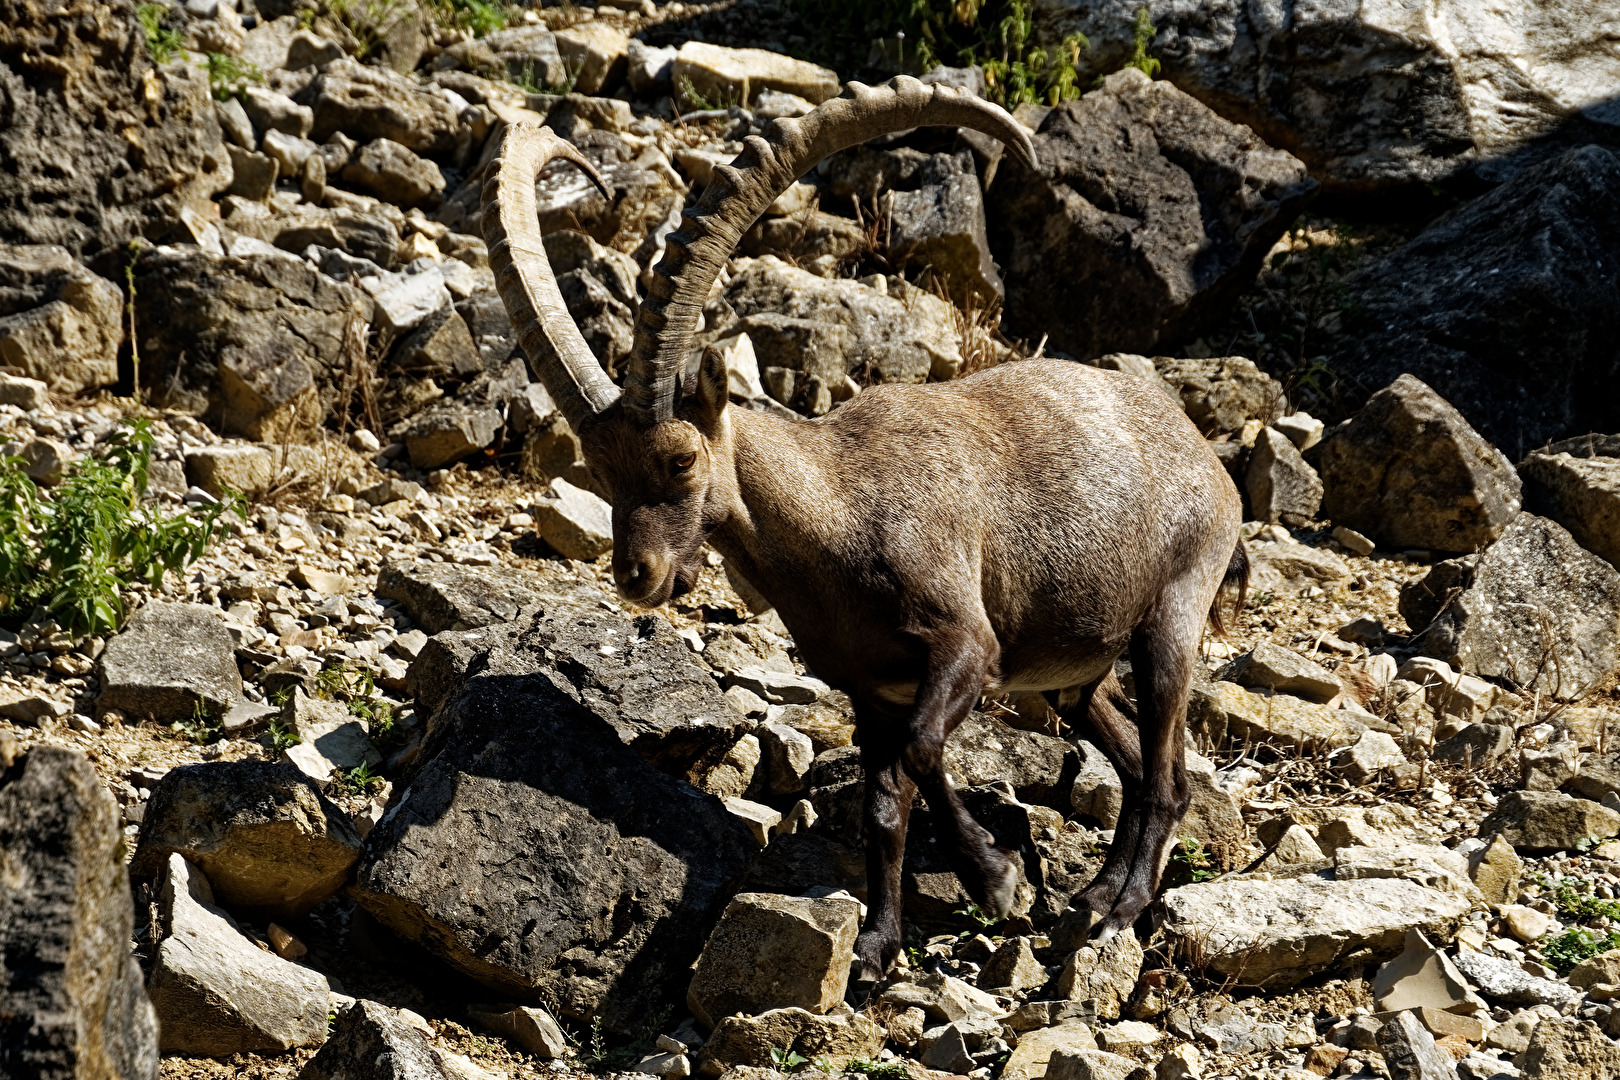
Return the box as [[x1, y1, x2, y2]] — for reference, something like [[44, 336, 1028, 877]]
[[3, 3, 1620, 1080]]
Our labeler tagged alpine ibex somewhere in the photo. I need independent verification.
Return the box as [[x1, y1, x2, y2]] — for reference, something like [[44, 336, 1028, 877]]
[[483, 77, 1246, 989]]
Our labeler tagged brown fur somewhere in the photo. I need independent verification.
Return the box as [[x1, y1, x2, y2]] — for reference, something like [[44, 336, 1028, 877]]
[[581, 353, 1244, 983]]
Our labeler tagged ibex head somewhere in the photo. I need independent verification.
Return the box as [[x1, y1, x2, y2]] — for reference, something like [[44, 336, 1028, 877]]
[[483, 77, 1036, 605]]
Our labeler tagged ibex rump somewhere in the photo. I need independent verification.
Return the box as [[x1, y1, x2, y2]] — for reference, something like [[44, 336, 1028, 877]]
[[483, 78, 1245, 990]]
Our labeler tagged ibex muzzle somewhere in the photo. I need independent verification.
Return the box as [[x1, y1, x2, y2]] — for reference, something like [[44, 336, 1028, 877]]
[[483, 77, 1247, 996]]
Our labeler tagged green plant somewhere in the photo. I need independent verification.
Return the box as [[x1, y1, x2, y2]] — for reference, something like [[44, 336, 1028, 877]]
[[137, 2, 186, 64], [0, 419, 243, 637], [954, 901, 998, 929], [204, 52, 263, 100], [1122, 6, 1160, 78], [1540, 875, 1620, 924], [585, 1006, 671, 1072], [173, 699, 224, 744], [791, 0, 1088, 108], [1543, 926, 1620, 974], [770, 1047, 811, 1072], [425, 0, 508, 37], [848, 1060, 908, 1080], [338, 762, 384, 794], [269, 683, 295, 708], [1165, 836, 1218, 887], [268, 717, 301, 751]]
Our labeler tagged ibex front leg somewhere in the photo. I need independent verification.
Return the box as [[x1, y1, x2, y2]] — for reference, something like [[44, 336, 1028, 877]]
[[851, 625, 1014, 991]]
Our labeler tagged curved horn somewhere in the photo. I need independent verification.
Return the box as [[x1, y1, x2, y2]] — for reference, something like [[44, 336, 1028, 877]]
[[620, 75, 1038, 422], [483, 123, 621, 430]]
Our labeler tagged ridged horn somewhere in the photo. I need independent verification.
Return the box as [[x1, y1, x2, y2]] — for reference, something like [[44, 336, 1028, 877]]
[[483, 123, 621, 430], [621, 75, 1038, 422]]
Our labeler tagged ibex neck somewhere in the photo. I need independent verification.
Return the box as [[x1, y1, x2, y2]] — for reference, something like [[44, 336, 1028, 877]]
[[710, 407, 843, 598]]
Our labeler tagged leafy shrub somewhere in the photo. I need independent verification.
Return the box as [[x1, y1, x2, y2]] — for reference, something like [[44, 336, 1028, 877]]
[[0, 419, 242, 638], [205, 52, 263, 101], [1543, 926, 1620, 974], [137, 3, 186, 65], [424, 0, 508, 37], [1122, 6, 1160, 78]]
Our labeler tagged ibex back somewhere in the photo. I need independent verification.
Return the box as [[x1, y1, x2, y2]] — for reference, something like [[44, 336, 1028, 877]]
[[482, 77, 1246, 993]]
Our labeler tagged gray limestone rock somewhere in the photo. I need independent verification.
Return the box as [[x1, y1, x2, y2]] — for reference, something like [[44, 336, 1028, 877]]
[[686, 892, 861, 1029], [990, 68, 1314, 360], [298, 1000, 451, 1080], [1519, 435, 1620, 571], [130, 760, 363, 920], [0, 244, 123, 394], [1318, 375, 1523, 554], [146, 854, 330, 1055], [98, 601, 246, 724], [0, 746, 159, 1080], [352, 605, 756, 1031]]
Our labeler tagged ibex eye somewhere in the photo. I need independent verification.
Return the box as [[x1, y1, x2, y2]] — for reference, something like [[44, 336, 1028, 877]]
[[672, 452, 697, 473]]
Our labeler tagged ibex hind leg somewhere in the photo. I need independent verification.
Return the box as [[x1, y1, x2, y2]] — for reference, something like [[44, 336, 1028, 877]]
[[1093, 588, 1203, 942], [850, 727, 914, 1001], [1049, 673, 1144, 950]]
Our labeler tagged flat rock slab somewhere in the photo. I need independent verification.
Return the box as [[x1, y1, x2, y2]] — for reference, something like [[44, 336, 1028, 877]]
[[352, 627, 757, 1032], [1160, 870, 1471, 988], [0, 746, 159, 1080], [991, 67, 1314, 360], [376, 560, 553, 633], [1450, 948, 1577, 1009], [98, 601, 246, 723], [404, 577, 746, 777], [130, 760, 363, 920], [147, 854, 330, 1056]]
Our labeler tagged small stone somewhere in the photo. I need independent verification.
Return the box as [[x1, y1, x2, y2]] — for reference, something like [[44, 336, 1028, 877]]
[[1336, 730, 1408, 783], [1247, 426, 1324, 526], [1567, 948, 1620, 991], [1045, 1047, 1152, 1080], [299, 1000, 450, 1080], [1096, 1021, 1161, 1052], [1373, 928, 1479, 1015], [98, 601, 247, 723], [723, 666, 828, 706], [405, 401, 502, 470], [1450, 948, 1578, 1008], [1467, 835, 1523, 907], [979, 936, 1047, 992], [697, 1007, 884, 1075], [1302, 1045, 1347, 1078], [1274, 411, 1325, 451], [266, 922, 307, 959], [1002, 1022, 1100, 1080], [1221, 640, 1342, 702], [1054, 927, 1144, 1022], [672, 41, 839, 107], [1502, 905, 1556, 943], [468, 1003, 569, 1058], [1333, 525, 1377, 556], [341, 137, 445, 208], [532, 476, 613, 561], [722, 797, 782, 846]]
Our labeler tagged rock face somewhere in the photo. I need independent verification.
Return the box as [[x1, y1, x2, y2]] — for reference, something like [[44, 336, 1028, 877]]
[[1030, 0, 1620, 191], [352, 603, 757, 1032], [686, 892, 861, 1029], [0, 745, 159, 1080], [98, 601, 248, 723], [1159, 870, 1472, 988], [1318, 375, 1522, 554], [0, 245, 123, 394], [129, 760, 364, 920], [1519, 435, 1620, 570], [1412, 514, 1620, 700], [1327, 147, 1620, 457], [990, 67, 1314, 360], [712, 257, 961, 386], [0, 0, 233, 271], [146, 854, 330, 1055], [130, 248, 370, 436]]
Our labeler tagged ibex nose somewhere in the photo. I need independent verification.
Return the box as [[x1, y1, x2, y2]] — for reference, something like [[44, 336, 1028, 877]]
[[615, 560, 654, 598]]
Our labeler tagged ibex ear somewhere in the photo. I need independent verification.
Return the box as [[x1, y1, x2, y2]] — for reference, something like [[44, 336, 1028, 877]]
[[692, 344, 730, 431]]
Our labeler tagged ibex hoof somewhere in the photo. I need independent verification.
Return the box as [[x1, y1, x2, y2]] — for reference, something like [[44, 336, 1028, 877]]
[[846, 957, 883, 1006], [1048, 905, 1103, 951]]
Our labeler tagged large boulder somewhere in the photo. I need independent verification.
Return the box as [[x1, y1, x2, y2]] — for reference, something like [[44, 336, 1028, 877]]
[[0, 245, 123, 394], [1519, 435, 1620, 571], [710, 256, 962, 385], [1410, 514, 1620, 701], [0, 746, 159, 1080], [352, 603, 757, 1032], [129, 761, 363, 920], [146, 854, 330, 1056], [0, 0, 233, 271], [1318, 375, 1523, 554], [400, 573, 748, 777], [1159, 868, 1472, 988], [990, 67, 1315, 360], [129, 248, 371, 439], [1326, 146, 1620, 458], [1030, 0, 1620, 191]]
